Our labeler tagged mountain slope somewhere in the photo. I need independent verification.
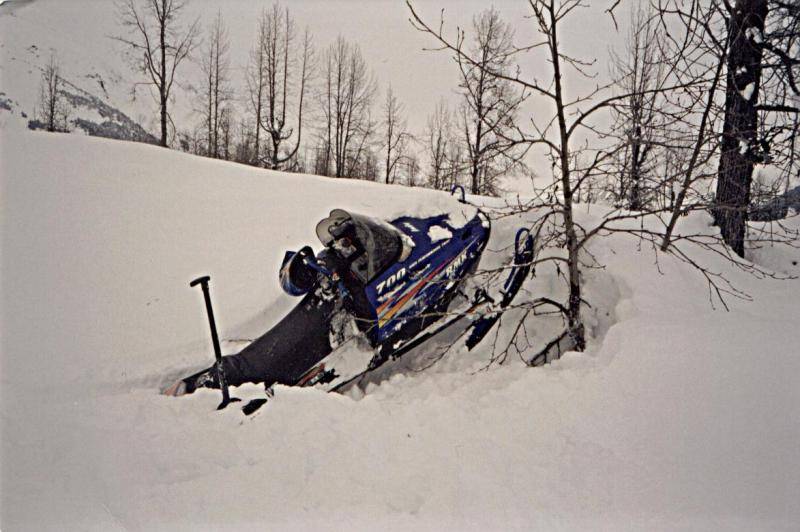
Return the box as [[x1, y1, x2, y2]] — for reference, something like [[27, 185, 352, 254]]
[[0, 0, 155, 141], [1, 130, 799, 530]]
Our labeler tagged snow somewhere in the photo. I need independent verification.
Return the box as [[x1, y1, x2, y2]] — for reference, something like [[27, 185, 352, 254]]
[[746, 26, 764, 45], [427, 224, 453, 243], [740, 82, 755, 101], [739, 139, 749, 155], [3, 2, 798, 527], [0, 1, 139, 130], [2, 129, 799, 530]]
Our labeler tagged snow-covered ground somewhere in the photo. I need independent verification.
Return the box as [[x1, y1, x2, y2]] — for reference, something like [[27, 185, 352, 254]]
[[2, 127, 799, 530]]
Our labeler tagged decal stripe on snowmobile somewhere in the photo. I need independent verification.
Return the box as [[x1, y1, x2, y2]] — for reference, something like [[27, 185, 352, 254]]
[[378, 262, 447, 327], [376, 235, 481, 328]]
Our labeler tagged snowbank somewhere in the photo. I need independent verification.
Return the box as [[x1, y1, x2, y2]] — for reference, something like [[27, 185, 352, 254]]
[[2, 130, 799, 530]]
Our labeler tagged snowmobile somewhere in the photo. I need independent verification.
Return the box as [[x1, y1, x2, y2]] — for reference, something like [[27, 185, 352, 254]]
[[165, 191, 535, 410]]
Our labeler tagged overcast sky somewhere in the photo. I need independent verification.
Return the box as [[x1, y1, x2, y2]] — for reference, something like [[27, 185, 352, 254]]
[[187, 0, 631, 138]]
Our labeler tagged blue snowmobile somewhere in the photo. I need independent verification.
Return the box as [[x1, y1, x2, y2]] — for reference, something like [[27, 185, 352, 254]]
[[165, 194, 534, 408]]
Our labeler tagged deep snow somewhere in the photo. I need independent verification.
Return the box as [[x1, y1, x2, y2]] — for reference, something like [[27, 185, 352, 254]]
[[2, 130, 799, 531]]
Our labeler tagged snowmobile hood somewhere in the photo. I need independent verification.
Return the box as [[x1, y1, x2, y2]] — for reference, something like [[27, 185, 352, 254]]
[[362, 208, 490, 344]]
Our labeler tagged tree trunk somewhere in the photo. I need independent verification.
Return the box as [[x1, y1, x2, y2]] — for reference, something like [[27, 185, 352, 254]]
[[629, 125, 642, 210], [470, 114, 482, 194], [159, 12, 168, 147], [713, 0, 767, 257], [550, 4, 585, 350]]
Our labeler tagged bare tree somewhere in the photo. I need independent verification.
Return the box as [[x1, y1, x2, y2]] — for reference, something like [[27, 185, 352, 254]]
[[247, 3, 313, 170], [713, 0, 800, 257], [245, 14, 268, 165], [713, 0, 770, 256], [609, 5, 668, 210], [408, 0, 770, 361], [458, 8, 525, 195], [656, 0, 730, 250], [405, 153, 421, 187], [232, 116, 257, 164], [424, 99, 455, 190], [116, 0, 199, 147], [382, 85, 411, 184], [36, 53, 70, 132], [200, 11, 232, 159], [411, 1, 600, 350], [316, 36, 376, 178], [219, 106, 233, 161]]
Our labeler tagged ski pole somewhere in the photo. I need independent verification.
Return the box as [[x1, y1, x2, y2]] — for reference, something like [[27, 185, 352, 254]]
[[190, 275, 239, 410]]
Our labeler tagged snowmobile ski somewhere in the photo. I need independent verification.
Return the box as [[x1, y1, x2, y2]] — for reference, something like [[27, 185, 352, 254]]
[[465, 228, 535, 349]]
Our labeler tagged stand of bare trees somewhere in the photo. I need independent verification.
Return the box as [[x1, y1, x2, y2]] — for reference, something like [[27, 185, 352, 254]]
[[109, 2, 531, 189], [116, 0, 199, 148], [108, 0, 796, 247], [36, 53, 71, 133], [424, 100, 462, 190], [314, 36, 377, 178], [382, 85, 412, 184], [608, 5, 669, 210], [457, 8, 526, 196], [200, 12, 232, 159], [409, 0, 796, 363], [246, 3, 313, 170]]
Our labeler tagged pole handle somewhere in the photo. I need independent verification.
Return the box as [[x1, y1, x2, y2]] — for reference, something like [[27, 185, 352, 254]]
[[189, 274, 239, 410], [190, 275, 211, 288]]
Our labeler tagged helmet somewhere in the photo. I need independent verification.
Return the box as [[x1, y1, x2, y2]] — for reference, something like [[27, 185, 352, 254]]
[[279, 246, 318, 296]]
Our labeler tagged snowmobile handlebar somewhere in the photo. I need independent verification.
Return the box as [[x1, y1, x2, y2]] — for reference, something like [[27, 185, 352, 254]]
[[302, 256, 349, 296], [514, 228, 532, 255], [450, 184, 466, 204]]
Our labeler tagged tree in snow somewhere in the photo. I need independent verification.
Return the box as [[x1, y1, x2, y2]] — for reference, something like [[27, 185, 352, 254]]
[[457, 8, 526, 196], [381, 85, 412, 184], [411, 0, 598, 353], [315, 36, 377, 178], [246, 3, 313, 170], [200, 12, 233, 159], [712, 0, 800, 256], [218, 105, 233, 161], [405, 153, 421, 187], [424, 100, 458, 191], [36, 53, 71, 133], [115, 0, 199, 148], [409, 0, 795, 364], [651, 0, 729, 250], [713, 0, 771, 257], [608, 4, 669, 210]]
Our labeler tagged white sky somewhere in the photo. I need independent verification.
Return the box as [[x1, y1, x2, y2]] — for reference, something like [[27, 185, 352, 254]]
[[202, 0, 630, 135]]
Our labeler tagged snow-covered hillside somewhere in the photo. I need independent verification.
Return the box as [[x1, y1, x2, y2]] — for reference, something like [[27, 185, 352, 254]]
[[0, 0, 156, 141], [2, 128, 799, 530]]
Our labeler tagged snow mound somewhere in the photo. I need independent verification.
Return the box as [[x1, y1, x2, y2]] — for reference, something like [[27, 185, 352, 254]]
[[2, 130, 799, 530], [427, 224, 453, 242]]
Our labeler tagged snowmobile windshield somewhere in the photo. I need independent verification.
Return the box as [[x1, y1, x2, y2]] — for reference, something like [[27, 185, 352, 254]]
[[316, 209, 402, 284]]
